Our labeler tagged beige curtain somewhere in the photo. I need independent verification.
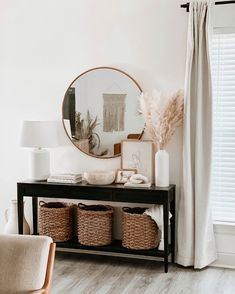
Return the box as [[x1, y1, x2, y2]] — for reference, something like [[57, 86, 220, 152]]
[[177, 1, 217, 269]]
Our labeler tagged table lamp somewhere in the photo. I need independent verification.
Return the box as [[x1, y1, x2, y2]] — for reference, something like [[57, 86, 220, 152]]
[[19, 121, 59, 181]]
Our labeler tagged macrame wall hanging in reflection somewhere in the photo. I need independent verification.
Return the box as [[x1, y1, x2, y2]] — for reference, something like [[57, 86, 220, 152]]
[[103, 93, 127, 132]]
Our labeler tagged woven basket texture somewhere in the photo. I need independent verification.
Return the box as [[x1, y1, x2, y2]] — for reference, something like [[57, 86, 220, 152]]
[[122, 207, 160, 250], [39, 201, 74, 242], [77, 203, 113, 246]]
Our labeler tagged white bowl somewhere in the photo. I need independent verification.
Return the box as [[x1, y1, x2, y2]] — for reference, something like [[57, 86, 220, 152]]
[[84, 171, 116, 185]]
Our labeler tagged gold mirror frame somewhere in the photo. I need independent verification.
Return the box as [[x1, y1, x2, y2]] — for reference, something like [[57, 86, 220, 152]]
[[62, 66, 144, 159]]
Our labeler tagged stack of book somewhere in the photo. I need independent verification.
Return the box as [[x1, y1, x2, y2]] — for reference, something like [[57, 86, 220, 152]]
[[47, 173, 82, 184]]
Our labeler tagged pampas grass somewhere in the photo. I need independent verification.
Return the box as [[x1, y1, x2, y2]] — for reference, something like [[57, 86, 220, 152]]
[[139, 89, 184, 150]]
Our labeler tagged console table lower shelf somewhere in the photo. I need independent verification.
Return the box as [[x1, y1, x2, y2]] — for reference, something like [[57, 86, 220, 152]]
[[17, 180, 175, 273], [56, 238, 171, 260]]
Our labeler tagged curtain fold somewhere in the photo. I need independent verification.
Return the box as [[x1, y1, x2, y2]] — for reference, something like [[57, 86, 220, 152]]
[[177, 1, 217, 269]]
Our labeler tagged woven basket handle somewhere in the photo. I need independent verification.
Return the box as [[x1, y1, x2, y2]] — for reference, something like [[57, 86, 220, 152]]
[[78, 203, 86, 209], [39, 201, 47, 207]]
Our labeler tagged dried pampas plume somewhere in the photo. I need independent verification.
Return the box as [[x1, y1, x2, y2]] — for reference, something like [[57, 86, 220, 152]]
[[139, 89, 184, 150]]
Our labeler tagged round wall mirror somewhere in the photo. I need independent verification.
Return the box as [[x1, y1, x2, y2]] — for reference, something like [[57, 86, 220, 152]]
[[62, 67, 144, 158]]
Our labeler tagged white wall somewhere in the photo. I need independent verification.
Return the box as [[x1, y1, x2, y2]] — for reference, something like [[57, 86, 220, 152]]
[[0, 0, 187, 229]]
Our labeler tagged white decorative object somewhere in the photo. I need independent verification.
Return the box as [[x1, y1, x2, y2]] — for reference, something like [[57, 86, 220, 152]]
[[84, 171, 116, 185], [19, 121, 59, 181], [121, 140, 153, 183], [115, 169, 136, 184], [4, 200, 30, 235], [129, 173, 148, 184], [125, 173, 151, 188], [155, 149, 169, 187], [144, 205, 172, 250]]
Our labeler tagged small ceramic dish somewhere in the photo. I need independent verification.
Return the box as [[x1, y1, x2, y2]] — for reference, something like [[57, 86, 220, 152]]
[[84, 171, 116, 185]]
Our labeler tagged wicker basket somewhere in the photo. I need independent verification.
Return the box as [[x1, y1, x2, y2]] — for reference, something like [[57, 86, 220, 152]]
[[122, 207, 160, 250], [77, 203, 113, 246], [39, 201, 74, 242]]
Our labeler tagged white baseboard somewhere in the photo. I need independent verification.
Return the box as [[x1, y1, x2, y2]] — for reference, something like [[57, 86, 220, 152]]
[[210, 252, 235, 269]]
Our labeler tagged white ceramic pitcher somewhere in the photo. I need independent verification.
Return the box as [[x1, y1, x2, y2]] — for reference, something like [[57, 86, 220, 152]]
[[4, 200, 30, 235]]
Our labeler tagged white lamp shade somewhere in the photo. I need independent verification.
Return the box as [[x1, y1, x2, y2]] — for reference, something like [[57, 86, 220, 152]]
[[57, 119, 72, 146], [19, 121, 59, 148]]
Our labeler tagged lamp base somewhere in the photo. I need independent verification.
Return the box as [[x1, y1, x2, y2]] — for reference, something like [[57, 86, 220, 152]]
[[29, 148, 50, 181]]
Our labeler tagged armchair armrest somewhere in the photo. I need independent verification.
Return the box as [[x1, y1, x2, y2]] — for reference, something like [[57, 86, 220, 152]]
[[30, 243, 56, 294]]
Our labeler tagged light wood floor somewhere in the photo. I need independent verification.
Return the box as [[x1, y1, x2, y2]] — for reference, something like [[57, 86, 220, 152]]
[[53, 252, 235, 294]]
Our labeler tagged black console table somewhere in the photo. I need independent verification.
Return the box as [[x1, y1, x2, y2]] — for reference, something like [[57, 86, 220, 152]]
[[17, 181, 175, 273]]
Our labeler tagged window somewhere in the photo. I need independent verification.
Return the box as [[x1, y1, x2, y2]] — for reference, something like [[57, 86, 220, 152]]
[[211, 31, 235, 223]]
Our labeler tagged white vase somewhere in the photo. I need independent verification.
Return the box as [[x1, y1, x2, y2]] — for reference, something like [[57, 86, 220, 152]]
[[4, 200, 30, 235], [155, 150, 169, 187]]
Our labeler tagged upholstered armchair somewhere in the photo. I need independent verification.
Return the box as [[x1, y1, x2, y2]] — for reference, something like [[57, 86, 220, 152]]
[[0, 234, 55, 294]]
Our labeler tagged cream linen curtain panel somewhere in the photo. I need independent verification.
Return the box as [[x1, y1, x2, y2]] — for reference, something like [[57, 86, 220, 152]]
[[177, 1, 217, 269]]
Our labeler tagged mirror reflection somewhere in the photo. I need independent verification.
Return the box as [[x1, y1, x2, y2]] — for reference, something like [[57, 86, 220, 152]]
[[62, 67, 144, 158]]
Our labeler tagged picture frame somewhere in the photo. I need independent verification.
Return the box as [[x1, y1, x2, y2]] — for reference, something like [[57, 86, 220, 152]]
[[121, 140, 153, 184], [115, 169, 137, 184]]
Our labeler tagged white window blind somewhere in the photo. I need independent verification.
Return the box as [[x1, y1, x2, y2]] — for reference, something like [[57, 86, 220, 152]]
[[211, 31, 235, 223]]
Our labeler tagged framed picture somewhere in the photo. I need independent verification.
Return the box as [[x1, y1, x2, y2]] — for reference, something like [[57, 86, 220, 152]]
[[115, 169, 137, 184], [121, 140, 153, 183]]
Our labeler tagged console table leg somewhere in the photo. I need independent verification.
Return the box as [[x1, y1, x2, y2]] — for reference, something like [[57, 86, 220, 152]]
[[170, 188, 176, 263], [163, 201, 169, 273], [32, 197, 38, 235], [17, 186, 24, 235]]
